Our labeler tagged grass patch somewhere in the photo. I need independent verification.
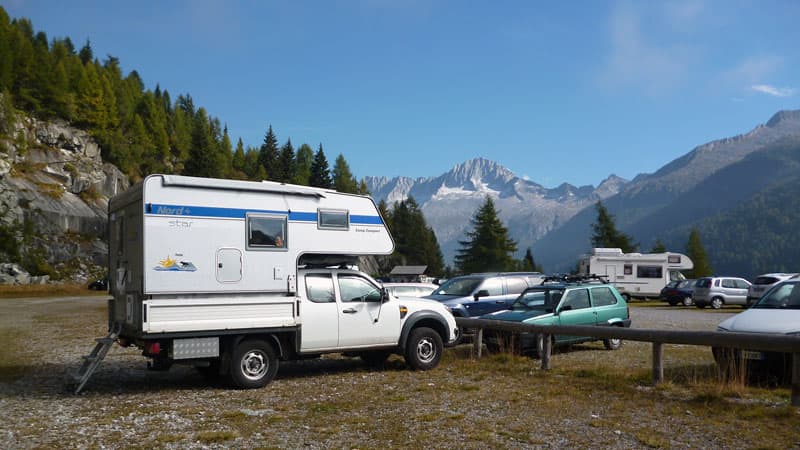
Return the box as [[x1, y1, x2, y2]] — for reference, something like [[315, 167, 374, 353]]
[[196, 430, 238, 443], [0, 283, 108, 298], [0, 327, 28, 381]]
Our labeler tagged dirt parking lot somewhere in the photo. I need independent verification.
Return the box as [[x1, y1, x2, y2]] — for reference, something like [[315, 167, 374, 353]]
[[1, 296, 798, 449]]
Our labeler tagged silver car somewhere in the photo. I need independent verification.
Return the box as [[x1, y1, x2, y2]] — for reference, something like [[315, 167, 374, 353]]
[[746, 273, 798, 307], [693, 276, 751, 309]]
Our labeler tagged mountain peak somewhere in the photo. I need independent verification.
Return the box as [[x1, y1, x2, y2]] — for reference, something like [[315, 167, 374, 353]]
[[444, 157, 516, 189], [766, 110, 800, 128]]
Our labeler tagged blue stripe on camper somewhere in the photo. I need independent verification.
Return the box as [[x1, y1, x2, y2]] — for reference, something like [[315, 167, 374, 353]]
[[145, 203, 383, 225]]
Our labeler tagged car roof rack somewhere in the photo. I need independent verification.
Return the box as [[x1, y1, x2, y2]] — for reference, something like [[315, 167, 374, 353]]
[[539, 274, 609, 285]]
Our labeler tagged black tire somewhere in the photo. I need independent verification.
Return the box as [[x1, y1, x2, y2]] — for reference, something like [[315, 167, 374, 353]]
[[710, 297, 724, 310], [360, 350, 391, 367], [228, 339, 278, 389], [604, 337, 622, 350], [696, 303, 706, 309], [450, 327, 465, 346], [534, 334, 552, 360], [405, 327, 443, 370], [682, 296, 693, 307]]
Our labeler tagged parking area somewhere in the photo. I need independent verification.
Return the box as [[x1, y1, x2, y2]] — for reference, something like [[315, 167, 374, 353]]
[[1, 296, 796, 449]]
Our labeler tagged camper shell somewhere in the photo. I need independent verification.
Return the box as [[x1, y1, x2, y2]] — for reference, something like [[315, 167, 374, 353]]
[[72, 175, 456, 393], [578, 248, 694, 299]]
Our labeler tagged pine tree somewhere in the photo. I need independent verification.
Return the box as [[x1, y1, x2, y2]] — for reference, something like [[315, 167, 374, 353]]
[[276, 139, 295, 183], [232, 138, 246, 175], [332, 153, 357, 193], [78, 39, 93, 64], [243, 146, 260, 179], [259, 125, 279, 180], [385, 197, 445, 277], [685, 228, 712, 278], [309, 144, 332, 188], [651, 239, 667, 253], [521, 248, 543, 272], [590, 201, 637, 252], [293, 143, 314, 185], [455, 196, 518, 274]]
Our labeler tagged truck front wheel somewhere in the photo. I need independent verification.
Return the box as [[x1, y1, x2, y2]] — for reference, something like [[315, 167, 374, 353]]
[[405, 327, 443, 370], [229, 339, 278, 389]]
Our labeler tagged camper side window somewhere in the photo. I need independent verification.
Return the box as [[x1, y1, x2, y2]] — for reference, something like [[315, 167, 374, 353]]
[[247, 214, 287, 249], [636, 265, 663, 278], [623, 264, 633, 275], [318, 209, 349, 230]]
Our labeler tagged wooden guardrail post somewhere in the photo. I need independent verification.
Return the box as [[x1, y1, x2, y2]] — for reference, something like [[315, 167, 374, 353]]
[[541, 334, 551, 370], [793, 353, 800, 407], [472, 328, 483, 359], [652, 342, 664, 386]]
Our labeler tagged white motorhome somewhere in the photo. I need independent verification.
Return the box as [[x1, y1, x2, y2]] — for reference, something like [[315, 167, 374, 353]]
[[73, 175, 456, 393], [578, 248, 694, 300]]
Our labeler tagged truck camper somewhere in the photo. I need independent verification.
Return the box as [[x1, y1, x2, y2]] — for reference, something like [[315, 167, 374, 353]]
[[72, 175, 456, 393], [578, 248, 694, 300]]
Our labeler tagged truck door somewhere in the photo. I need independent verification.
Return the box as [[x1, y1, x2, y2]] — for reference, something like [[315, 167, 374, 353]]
[[335, 274, 400, 347], [299, 273, 340, 351]]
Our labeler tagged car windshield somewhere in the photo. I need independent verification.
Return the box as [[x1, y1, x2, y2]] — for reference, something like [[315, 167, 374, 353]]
[[677, 280, 692, 288], [510, 289, 564, 311], [433, 277, 483, 296], [753, 282, 800, 309]]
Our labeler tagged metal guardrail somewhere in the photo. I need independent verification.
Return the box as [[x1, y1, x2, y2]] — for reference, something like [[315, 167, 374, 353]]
[[455, 317, 800, 407]]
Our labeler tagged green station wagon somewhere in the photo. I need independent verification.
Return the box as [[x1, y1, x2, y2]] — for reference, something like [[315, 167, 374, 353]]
[[482, 275, 631, 356]]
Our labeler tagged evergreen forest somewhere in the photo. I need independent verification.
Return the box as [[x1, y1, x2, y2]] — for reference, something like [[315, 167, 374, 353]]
[[0, 7, 367, 193]]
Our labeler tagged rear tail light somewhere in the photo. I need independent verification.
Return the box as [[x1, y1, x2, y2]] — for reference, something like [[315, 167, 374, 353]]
[[144, 341, 161, 355]]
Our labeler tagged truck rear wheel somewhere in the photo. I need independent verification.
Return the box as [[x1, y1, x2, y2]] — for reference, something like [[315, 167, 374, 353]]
[[405, 327, 443, 370], [228, 339, 278, 389]]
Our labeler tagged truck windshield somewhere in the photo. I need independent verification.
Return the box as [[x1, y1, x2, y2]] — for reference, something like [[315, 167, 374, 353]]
[[433, 277, 483, 296]]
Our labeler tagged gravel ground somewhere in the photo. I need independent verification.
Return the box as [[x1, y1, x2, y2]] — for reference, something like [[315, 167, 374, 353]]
[[1, 297, 797, 449]]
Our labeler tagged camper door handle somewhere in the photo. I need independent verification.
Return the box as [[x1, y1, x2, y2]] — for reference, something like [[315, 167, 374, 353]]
[[342, 308, 357, 314]]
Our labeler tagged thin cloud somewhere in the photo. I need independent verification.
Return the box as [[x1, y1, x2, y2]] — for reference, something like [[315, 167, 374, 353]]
[[751, 84, 797, 98], [722, 55, 783, 85], [598, 1, 696, 95]]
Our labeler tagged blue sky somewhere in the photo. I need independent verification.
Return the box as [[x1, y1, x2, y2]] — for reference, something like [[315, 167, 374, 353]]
[[5, 1, 799, 187]]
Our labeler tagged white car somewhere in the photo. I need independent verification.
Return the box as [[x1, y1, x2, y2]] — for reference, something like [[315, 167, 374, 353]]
[[746, 273, 798, 307], [714, 279, 800, 375]]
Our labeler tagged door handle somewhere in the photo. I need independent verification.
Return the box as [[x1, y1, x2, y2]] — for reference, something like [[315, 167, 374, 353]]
[[495, 301, 505, 304], [342, 308, 357, 314]]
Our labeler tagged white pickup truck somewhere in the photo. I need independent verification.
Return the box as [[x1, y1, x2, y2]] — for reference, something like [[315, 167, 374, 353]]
[[73, 175, 456, 392]]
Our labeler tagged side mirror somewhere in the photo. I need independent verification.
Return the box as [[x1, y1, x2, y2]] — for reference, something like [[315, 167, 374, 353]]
[[380, 288, 390, 303], [473, 290, 490, 301]]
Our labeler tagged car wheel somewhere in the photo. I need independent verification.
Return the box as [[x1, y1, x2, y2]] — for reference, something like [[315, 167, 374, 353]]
[[604, 337, 622, 350], [360, 350, 392, 367], [535, 334, 552, 360], [228, 339, 279, 389], [451, 326, 464, 346], [405, 327, 443, 370], [710, 297, 724, 309], [696, 303, 706, 309], [682, 296, 693, 307]]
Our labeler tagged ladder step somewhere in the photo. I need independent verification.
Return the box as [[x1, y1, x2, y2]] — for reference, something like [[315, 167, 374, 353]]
[[95, 337, 116, 345], [82, 355, 98, 363]]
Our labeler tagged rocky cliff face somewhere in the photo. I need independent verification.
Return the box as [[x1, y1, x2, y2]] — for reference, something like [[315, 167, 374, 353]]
[[0, 111, 129, 283]]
